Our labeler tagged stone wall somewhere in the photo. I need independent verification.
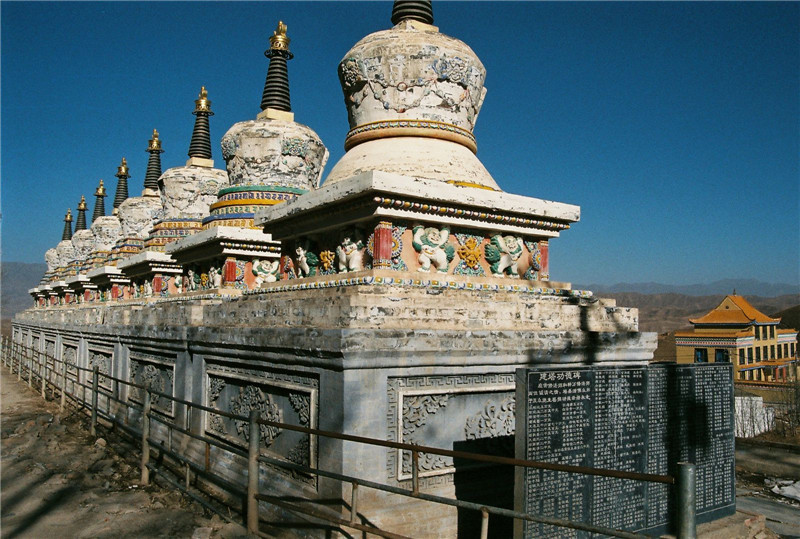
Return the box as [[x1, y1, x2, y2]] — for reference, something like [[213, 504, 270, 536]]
[[13, 284, 656, 537]]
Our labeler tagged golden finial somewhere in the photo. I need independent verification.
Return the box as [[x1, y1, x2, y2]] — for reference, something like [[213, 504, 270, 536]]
[[116, 157, 129, 178], [193, 86, 213, 114], [147, 129, 163, 152], [64, 209, 73, 222], [77, 195, 87, 211], [95, 179, 107, 197], [269, 21, 290, 51]]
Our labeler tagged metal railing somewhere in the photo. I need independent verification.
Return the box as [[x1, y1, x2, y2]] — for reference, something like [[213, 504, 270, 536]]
[[1, 337, 697, 538]]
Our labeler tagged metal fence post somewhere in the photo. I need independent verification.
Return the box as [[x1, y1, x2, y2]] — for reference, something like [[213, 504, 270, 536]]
[[141, 390, 151, 485], [41, 352, 47, 399], [60, 356, 67, 413], [91, 366, 99, 436], [350, 481, 359, 526], [411, 449, 420, 496], [247, 409, 260, 536], [676, 462, 696, 539], [480, 507, 490, 539]]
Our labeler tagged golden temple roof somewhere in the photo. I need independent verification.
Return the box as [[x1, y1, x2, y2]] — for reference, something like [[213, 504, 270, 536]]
[[689, 295, 780, 326]]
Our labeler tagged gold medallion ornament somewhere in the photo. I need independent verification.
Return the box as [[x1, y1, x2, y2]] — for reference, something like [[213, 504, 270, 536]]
[[457, 236, 482, 270], [147, 129, 163, 152], [194, 86, 212, 114], [320, 250, 336, 271], [269, 21, 290, 51]]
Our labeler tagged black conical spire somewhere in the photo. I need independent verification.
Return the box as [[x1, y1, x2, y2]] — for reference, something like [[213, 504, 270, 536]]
[[92, 180, 107, 222], [75, 196, 88, 231], [113, 157, 130, 213], [143, 129, 164, 192], [260, 21, 293, 112], [62, 209, 73, 241], [391, 0, 433, 25], [188, 87, 213, 159]]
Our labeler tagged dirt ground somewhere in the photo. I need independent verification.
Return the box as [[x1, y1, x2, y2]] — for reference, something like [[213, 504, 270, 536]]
[[0, 367, 248, 538]]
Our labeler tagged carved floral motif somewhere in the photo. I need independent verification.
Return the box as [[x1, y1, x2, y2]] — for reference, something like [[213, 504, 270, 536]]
[[402, 394, 452, 474], [454, 233, 486, 277], [230, 385, 283, 448], [524, 240, 541, 281], [465, 395, 516, 440]]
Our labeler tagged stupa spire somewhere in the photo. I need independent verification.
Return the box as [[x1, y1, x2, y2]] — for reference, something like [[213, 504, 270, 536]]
[[62, 209, 73, 241], [75, 196, 88, 231], [143, 129, 164, 194], [260, 21, 293, 112], [113, 157, 130, 213], [188, 86, 214, 160], [92, 180, 107, 222], [391, 0, 434, 25]]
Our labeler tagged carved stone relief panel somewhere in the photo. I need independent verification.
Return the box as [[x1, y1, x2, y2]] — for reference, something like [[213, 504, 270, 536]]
[[88, 348, 113, 391], [205, 364, 318, 485], [387, 374, 515, 486], [129, 353, 176, 417], [44, 340, 56, 369]]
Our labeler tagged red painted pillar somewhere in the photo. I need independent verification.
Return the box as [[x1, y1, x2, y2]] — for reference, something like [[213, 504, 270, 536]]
[[223, 257, 237, 288], [153, 274, 163, 295], [111, 284, 120, 300], [372, 221, 393, 269], [539, 240, 550, 280]]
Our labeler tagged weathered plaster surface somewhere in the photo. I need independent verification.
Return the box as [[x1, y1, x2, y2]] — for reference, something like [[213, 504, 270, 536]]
[[221, 119, 329, 190], [55, 240, 77, 268], [90, 216, 123, 252], [159, 166, 229, 219], [71, 230, 96, 263], [339, 20, 486, 130], [45, 248, 59, 272], [324, 137, 499, 189], [258, 170, 579, 236], [117, 196, 164, 240]]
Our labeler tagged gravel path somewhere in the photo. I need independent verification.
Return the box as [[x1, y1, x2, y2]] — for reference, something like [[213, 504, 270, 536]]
[[1, 367, 246, 538]]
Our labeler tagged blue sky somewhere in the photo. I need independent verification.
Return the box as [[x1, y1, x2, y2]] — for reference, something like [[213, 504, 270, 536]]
[[2, 1, 798, 286]]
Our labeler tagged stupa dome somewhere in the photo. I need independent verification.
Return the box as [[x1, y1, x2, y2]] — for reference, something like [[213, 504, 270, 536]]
[[324, 2, 499, 190], [71, 229, 95, 263], [90, 216, 122, 252], [205, 21, 329, 229], [45, 248, 59, 273], [55, 239, 77, 269], [220, 119, 327, 191], [338, 20, 486, 140]]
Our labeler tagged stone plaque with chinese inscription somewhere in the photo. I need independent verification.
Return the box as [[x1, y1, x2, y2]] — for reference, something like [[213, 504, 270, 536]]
[[514, 363, 734, 537]]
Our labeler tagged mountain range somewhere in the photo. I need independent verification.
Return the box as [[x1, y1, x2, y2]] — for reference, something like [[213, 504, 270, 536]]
[[575, 279, 798, 297]]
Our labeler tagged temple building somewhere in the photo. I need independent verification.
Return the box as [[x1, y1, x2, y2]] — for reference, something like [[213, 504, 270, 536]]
[[675, 294, 798, 382]]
